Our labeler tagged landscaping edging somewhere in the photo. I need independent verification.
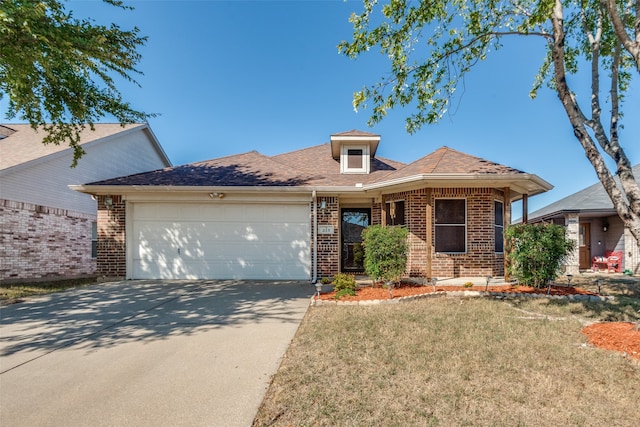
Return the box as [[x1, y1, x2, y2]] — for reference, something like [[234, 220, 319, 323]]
[[312, 290, 615, 306]]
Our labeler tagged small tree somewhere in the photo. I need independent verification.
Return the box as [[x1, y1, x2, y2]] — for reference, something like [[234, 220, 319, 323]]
[[362, 225, 408, 284], [505, 223, 576, 288]]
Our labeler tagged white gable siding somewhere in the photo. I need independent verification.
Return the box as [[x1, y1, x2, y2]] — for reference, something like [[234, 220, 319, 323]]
[[0, 129, 168, 214]]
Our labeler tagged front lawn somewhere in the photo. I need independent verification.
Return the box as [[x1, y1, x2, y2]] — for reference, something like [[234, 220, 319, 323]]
[[254, 277, 640, 426], [0, 278, 96, 305]]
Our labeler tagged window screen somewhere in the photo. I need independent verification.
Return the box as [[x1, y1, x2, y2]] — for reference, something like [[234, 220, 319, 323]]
[[435, 199, 466, 252], [495, 201, 504, 253], [347, 149, 363, 169]]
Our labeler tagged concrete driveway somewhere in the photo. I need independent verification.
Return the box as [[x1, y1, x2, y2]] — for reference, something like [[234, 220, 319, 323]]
[[0, 280, 312, 427]]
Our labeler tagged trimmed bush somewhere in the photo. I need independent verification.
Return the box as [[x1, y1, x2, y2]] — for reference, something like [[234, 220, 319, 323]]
[[332, 273, 357, 299], [362, 225, 409, 284], [505, 223, 575, 288]]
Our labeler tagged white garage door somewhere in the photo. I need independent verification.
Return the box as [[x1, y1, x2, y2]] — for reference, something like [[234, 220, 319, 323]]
[[131, 203, 311, 280]]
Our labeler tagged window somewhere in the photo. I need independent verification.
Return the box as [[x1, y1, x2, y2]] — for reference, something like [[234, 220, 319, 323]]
[[91, 222, 98, 258], [435, 199, 466, 253], [495, 201, 504, 253], [340, 145, 370, 174], [347, 149, 363, 169], [386, 200, 405, 226]]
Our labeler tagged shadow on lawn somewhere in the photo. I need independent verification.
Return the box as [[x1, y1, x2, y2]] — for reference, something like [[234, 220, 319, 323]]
[[513, 278, 640, 323], [0, 280, 312, 370]]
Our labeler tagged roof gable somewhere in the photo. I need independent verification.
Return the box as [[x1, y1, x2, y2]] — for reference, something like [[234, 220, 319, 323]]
[[528, 164, 640, 220], [0, 123, 170, 171], [387, 146, 524, 179]]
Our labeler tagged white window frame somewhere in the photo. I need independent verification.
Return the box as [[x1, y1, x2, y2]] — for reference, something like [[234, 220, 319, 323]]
[[434, 198, 467, 253], [340, 144, 370, 174]]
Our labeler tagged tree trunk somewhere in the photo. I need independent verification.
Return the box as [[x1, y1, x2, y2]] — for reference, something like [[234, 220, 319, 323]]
[[551, 1, 640, 257]]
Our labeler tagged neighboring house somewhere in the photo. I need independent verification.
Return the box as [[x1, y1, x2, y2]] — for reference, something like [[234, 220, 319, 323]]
[[526, 164, 640, 275], [72, 130, 551, 282], [0, 123, 171, 283]]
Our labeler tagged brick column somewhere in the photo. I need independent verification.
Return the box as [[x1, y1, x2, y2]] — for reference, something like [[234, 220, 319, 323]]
[[565, 213, 580, 274], [96, 195, 126, 281]]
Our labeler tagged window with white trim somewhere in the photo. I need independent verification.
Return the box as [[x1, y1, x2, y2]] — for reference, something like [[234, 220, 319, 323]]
[[495, 200, 504, 253], [435, 199, 466, 253], [340, 145, 370, 174]]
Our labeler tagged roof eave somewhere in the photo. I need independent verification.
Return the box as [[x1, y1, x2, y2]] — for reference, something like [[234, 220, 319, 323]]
[[69, 184, 368, 195], [363, 173, 553, 198]]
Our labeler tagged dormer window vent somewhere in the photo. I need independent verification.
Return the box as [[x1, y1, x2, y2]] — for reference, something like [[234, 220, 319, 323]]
[[330, 130, 381, 175]]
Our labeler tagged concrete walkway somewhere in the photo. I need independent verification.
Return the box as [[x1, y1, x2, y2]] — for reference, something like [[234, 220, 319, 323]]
[[0, 280, 312, 427]]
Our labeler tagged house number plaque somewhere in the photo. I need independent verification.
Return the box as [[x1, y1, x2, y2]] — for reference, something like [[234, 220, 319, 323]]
[[318, 225, 334, 234]]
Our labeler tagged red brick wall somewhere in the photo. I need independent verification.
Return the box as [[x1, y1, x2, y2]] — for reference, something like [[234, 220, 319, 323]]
[[376, 188, 505, 279], [430, 188, 504, 278], [316, 196, 340, 278], [0, 198, 96, 282], [96, 195, 126, 280]]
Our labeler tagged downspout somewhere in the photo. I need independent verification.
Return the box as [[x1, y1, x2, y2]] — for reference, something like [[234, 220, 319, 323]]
[[312, 190, 318, 284]]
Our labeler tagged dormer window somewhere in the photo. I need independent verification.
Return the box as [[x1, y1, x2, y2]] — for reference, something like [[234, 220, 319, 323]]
[[331, 130, 380, 175], [341, 145, 369, 174]]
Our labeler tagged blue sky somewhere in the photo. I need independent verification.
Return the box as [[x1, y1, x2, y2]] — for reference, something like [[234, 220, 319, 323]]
[[10, 1, 640, 213]]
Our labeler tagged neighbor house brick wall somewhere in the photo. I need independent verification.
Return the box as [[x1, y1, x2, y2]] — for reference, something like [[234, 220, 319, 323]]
[[96, 195, 126, 280], [0, 198, 96, 283], [315, 196, 340, 278]]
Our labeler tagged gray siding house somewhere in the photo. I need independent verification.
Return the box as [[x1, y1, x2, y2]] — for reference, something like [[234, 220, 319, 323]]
[[0, 123, 171, 282], [527, 164, 640, 275]]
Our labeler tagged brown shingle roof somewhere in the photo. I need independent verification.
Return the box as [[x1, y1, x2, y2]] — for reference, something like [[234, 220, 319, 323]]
[[89, 150, 319, 187], [331, 129, 380, 137], [272, 144, 404, 186], [0, 123, 147, 170], [384, 146, 524, 180], [83, 138, 535, 191]]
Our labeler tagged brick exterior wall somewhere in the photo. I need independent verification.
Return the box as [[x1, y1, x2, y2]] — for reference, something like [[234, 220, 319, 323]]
[[428, 188, 505, 278], [312, 188, 506, 280], [96, 195, 126, 280], [316, 197, 340, 278], [0, 198, 96, 283], [94, 189, 507, 281]]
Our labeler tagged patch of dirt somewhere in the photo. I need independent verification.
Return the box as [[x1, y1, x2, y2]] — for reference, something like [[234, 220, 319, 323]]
[[316, 283, 597, 302], [583, 322, 640, 360]]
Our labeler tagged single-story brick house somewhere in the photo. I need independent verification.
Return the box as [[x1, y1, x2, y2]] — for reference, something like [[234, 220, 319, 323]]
[[526, 164, 640, 275], [0, 123, 171, 283], [71, 130, 551, 282]]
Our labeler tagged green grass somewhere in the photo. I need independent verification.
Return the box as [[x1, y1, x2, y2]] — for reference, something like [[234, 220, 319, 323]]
[[254, 277, 640, 427], [0, 277, 97, 305]]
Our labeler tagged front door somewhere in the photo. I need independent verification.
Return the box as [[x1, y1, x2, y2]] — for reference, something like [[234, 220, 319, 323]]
[[579, 223, 591, 269], [341, 208, 370, 272]]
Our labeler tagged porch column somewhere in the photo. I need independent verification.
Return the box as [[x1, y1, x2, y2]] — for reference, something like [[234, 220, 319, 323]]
[[426, 189, 433, 279], [522, 194, 528, 224], [565, 213, 580, 274], [503, 188, 511, 281]]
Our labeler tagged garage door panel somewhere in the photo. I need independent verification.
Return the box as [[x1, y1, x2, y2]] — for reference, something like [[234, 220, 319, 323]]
[[132, 203, 311, 280]]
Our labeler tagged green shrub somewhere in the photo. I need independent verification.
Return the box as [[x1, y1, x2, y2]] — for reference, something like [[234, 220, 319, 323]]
[[505, 223, 576, 288], [320, 277, 331, 285], [332, 273, 357, 299], [362, 225, 408, 284], [463, 281, 473, 288]]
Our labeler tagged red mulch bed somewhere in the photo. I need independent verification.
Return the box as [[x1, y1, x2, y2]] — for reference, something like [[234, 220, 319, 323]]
[[583, 322, 640, 360], [316, 283, 597, 302]]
